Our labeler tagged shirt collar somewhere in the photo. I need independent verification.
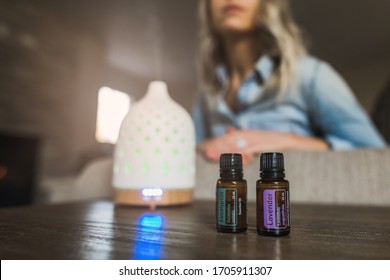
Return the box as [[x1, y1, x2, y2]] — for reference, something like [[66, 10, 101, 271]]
[[254, 55, 274, 82], [215, 55, 275, 87]]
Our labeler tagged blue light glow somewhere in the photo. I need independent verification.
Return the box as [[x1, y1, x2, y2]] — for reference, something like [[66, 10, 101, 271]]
[[133, 213, 165, 260], [140, 215, 163, 230]]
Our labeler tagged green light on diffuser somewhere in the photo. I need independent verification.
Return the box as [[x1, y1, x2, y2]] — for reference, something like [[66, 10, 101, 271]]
[[143, 163, 151, 174], [125, 164, 132, 173], [163, 163, 170, 175]]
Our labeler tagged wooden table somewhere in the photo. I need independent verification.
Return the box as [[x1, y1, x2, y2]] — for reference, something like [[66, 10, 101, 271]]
[[1, 200, 390, 259]]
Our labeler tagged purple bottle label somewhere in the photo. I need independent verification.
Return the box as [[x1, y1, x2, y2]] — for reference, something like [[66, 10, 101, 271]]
[[263, 189, 289, 229]]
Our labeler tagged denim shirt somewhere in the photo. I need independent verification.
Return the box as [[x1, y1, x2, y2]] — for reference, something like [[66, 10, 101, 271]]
[[192, 55, 386, 150]]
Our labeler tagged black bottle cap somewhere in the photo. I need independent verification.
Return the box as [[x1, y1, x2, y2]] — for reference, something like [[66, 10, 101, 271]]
[[220, 153, 243, 179], [260, 152, 285, 178]]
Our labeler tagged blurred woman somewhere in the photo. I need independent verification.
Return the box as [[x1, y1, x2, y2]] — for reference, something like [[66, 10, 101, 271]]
[[193, 0, 385, 164]]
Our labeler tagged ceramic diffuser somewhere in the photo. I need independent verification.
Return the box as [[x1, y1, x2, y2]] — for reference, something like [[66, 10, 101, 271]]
[[112, 81, 195, 206]]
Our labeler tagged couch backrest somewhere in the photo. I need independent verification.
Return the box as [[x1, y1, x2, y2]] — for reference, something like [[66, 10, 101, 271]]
[[195, 148, 390, 206], [66, 149, 390, 206]]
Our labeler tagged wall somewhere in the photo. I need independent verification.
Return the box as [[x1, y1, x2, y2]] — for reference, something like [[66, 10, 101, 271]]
[[0, 1, 105, 176]]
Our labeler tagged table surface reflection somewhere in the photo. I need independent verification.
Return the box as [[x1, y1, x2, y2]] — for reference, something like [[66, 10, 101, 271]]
[[1, 200, 390, 259]]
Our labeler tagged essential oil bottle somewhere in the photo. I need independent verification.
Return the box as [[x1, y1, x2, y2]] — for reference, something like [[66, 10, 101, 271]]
[[256, 152, 290, 236], [216, 153, 247, 233]]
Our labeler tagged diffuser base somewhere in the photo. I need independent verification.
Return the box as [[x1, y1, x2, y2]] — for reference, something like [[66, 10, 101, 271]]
[[114, 188, 193, 206]]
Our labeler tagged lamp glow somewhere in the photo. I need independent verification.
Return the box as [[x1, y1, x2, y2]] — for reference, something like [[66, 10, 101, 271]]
[[96, 87, 130, 144]]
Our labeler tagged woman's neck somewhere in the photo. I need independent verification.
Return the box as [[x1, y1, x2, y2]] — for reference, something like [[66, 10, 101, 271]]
[[222, 33, 261, 114], [223, 33, 261, 81]]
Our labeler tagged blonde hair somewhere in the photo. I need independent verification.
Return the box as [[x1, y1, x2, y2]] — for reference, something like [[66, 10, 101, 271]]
[[198, 0, 306, 94]]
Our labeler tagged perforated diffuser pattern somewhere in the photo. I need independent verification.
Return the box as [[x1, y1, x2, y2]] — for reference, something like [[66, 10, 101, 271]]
[[112, 81, 196, 190]]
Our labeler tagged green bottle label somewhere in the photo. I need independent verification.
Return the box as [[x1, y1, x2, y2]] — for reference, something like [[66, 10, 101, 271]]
[[217, 188, 238, 226]]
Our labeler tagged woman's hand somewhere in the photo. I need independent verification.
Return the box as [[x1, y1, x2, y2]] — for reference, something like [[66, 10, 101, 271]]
[[197, 127, 329, 165]]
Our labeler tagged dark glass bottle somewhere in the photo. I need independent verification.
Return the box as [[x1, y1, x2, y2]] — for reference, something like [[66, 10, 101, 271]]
[[256, 153, 290, 236], [216, 153, 247, 233]]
